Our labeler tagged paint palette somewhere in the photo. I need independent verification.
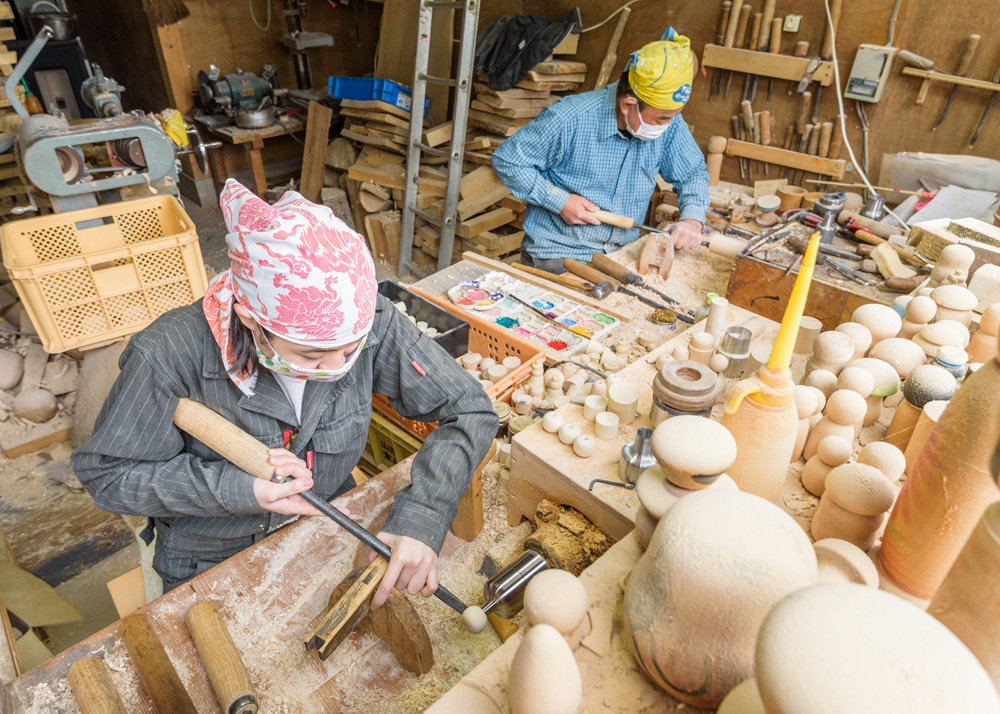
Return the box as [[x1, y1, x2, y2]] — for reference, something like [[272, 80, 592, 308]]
[[447, 271, 619, 354]]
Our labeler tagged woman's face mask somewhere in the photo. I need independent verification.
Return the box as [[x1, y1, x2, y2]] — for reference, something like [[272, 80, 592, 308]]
[[254, 329, 365, 382]]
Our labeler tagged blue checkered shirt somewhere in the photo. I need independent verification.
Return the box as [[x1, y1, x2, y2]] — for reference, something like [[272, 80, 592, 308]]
[[492, 81, 710, 262]]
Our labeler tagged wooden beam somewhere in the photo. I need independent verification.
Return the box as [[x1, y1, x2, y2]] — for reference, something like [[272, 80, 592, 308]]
[[457, 180, 510, 221], [301, 102, 335, 203], [702, 44, 835, 85], [901, 67, 1000, 97], [725, 139, 847, 179], [456, 207, 516, 239]]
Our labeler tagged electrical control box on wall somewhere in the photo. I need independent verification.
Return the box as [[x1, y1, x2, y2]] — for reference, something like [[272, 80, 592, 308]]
[[845, 45, 898, 102]]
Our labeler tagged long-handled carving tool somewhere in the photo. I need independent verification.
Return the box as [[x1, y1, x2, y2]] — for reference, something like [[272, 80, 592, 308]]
[[970, 59, 1000, 147], [933, 34, 982, 131], [563, 258, 691, 320], [727, 2, 753, 98], [811, 0, 843, 111], [709, 0, 733, 101]]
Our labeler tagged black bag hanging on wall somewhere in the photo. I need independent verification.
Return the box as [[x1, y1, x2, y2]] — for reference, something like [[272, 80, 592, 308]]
[[474, 8, 582, 91]]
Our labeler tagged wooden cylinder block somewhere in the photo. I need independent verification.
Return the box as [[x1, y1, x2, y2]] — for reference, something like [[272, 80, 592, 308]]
[[185, 601, 258, 714], [120, 612, 198, 714], [67, 657, 127, 714]]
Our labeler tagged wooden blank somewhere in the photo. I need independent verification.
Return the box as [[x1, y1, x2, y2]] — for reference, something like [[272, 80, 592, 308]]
[[456, 207, 516, 239], [301, 102, 335, 203], [702, 44, 834, 84], [340, 99, 410, 119], [457, 181, 510, 221], [67, 657, 127, 714], [307, 557, 389, 658], [120, 612, 198, 714], [459, 166, 499, 200], [185, 601, 257, 714], [725, 139, 847, 179], [450, 441, 496, 541]]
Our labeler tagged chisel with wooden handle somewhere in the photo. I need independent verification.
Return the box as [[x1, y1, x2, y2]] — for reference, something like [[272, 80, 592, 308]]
[[587, 254, 695, 323], [170, 398, 469, 616], [933, 34, 981, 131], [813, 0, 843, 110], [185, 601, 258, 714], [586, 207, 672, 236], [563, 259, 691, 318]]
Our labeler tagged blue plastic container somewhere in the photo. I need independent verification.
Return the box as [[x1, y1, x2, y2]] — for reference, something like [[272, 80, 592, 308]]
[[327, 76, 430, 113]]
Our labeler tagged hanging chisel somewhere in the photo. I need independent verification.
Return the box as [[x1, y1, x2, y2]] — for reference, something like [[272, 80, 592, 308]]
[[788, 41, 810, 94], [970, 59, 1000, 147], [932, 34, 982, 131], [721, 0, 746, 99], [709, 0, 733, 101], [812, 0, 843, 112], [759, 110, 771, 175], [727, 3, 753, 98], [731, 114, 746, 179], [741, 99, 756, 180], [767, 17, 782, 100], [742, 11, 763, 103]]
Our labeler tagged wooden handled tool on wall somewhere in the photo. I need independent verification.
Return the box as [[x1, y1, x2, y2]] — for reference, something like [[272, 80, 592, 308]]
[[67, 657, 127, 714], [120, 612, 198, 714], [170, 399, 470, 617], [932, 34, 982, 130], [185, 601, 258, 714]]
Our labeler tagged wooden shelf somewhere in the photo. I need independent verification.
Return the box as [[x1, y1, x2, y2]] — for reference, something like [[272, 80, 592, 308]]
[[725, 139, 847, 179], [902, 67, 1000, 104], [702, 44, 834, 85]]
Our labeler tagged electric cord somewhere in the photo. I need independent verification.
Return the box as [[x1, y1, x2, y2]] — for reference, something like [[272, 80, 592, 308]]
[[886, 0, 904, 46], [250, 0, 272, 31], [824, 0, 911, 230], [581, 0, 646, 33]]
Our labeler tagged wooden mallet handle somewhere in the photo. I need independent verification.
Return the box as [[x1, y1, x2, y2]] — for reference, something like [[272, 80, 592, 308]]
[[564, 258, 621, 287], [173, 398, 274, 481], [590, 253, 642, 285], [759, 0, 777, 49], [818, 122, 834, 157], [120, 612, 198, 714], [748, 12, 762, 51], [185, 601, 258, 714], [67, 657, 127, 714]]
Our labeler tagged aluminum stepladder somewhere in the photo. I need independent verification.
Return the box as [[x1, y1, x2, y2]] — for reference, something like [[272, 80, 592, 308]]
[[397, 0, 481, 278]]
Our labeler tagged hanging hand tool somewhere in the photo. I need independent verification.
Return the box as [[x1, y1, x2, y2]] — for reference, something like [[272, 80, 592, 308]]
[[932, 34, 982, 131], [767, 17, 782, 100], [709, 0, 733, 101], [759, 110, 771, 175], [742, 11, 763, 103], [812, 0, 843, 112], [563, 258, 693, 321], [897, 49, 941, 72], [509, 294, 596, 337], [970, 59, 1000, 147], [727, 3, 753, 98], [732, 115, 746, 179], [788, 41, 810, 94], [741, 99, 756, 180], [510, 262, 614, 300], [170, 399, 472, 617], [780, 123, 795, 178], [721, 0, 746, 98]]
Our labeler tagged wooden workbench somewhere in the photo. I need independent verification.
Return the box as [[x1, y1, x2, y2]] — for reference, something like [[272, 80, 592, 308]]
[[427, 532, 711, 714], [5, 458, 524, 713], [508, 304, 780, 541]]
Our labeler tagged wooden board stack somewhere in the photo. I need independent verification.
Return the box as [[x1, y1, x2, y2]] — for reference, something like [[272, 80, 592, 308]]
[[338, 98, 413, 157], [0, 2, 30, 219]]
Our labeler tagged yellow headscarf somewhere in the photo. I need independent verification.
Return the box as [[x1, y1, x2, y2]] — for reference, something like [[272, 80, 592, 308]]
[[627, 28, 694, 111]]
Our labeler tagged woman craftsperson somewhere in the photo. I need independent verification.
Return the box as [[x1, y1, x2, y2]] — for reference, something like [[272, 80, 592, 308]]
[[72, 180, 497, 606]]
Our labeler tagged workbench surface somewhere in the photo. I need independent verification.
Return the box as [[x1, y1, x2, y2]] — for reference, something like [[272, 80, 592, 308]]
[[6, 459, 529, 713]]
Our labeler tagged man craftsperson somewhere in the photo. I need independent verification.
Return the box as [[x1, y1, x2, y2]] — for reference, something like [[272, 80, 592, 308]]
[[492, 29, 711, 273]]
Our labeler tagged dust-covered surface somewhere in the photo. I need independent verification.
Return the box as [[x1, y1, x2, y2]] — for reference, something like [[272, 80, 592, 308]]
[[9, 453, 532, 714]]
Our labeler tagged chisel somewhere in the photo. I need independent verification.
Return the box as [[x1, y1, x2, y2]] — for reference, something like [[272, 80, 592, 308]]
[[563, 258, 693, 320], [788, 41, 810, 94], [767, 17, 782, 100], [812, 0, 843, 111], [709, 0, 733, 101], [728, 3, 753, 98], [732, 114, 746, 178], [933, 34, 982, 131], [742, 11, 763, 103], [970, 59, 1000, 147]]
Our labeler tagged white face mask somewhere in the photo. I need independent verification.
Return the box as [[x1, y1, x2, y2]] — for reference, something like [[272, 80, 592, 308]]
[[626, 102, 670, 141]]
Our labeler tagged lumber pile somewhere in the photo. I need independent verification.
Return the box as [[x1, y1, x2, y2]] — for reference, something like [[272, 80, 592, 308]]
[[338, 98, 413, 157]]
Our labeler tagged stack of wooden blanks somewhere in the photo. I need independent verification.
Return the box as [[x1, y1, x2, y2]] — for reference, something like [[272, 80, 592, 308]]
[[338, 98, 414, 157], [0, 3, 31, 219], [516, 59, 588, 93]]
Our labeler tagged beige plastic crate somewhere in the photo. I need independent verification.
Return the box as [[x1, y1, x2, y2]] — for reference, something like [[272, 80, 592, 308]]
[[0, 195, 208, 353]]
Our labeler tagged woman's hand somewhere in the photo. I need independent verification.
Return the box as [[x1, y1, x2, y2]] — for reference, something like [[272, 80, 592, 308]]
[[369, 532, 439, 609], [253, 449, 351, 518]]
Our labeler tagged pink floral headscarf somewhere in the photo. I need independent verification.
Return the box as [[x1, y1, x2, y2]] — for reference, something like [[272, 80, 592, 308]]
[[203, 180, 377, 395]]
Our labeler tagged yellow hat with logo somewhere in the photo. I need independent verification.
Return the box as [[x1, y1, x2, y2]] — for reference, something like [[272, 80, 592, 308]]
[[627, 28, 694, 111]]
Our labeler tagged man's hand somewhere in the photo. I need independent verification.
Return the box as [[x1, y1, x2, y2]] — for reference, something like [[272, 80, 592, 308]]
[[253, 449, 350, 518], [559, 194, 602, 226], [369, 532, 439, 609], [669, 218, 704, 250]]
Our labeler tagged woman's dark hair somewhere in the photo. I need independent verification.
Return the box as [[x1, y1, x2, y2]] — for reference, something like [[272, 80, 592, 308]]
[[228, 316, 272, 378]]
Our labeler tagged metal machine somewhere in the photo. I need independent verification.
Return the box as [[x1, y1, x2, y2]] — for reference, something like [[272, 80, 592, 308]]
[[80, 64, 125, 118], [4, 26, 218, 213], [197, 64, 279, 129], [281, 0, 333, 91]]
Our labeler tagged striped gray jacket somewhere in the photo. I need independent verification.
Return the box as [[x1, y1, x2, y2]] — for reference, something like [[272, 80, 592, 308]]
[[71, 293, 498, 556]]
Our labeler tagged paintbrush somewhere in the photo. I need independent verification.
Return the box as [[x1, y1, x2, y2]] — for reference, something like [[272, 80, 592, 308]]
[[509, 295, 594, 338]]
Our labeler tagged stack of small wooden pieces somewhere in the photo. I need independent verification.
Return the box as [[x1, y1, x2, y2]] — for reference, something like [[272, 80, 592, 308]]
[[0, 1, 32, 219], [338, 98, 415, 157]]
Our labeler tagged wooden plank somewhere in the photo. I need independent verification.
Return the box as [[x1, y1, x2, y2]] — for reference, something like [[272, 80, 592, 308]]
[[341, 128, 405, 153], [474, 94, 557, 111], [0, 3, 12, 21], [459, 166, 498, 199], [498, 195, 526, 213], [339, 107, 411, 130], [301, 101, 335, 203], [107, 567, 146, 619], [151, 23, 195, 117], [423, 122, 453, 147], [551, 32, 579, 55], [702, 44, 835, 85], [468, 112, 525, 137], [456, 207, 516, 239], [0, 27, 14, 42], [364, 213, 390, 263], [901, 67, 1000, 92], [347, 161, 405, 189], [726, 139, 847, 179], [515, 79, 582, 92], [473, 82, 550, 100], [0, 561, 82, 627], [457, 180, 510, 221], [527, 70, 586, 84], [470, 100, 544, 120], [531, 60, 588, 75], [340, 98, 412, 119], [466, 230, 523, 254]]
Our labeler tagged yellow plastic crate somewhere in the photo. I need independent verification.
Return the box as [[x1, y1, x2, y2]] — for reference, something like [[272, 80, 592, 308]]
[[0, 195, 208, 353], [365, 411, 422, 474]]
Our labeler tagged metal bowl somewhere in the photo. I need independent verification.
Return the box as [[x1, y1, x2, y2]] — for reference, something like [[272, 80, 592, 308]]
[[29, 11, 78, 40], [234, 106, 276, 129]]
